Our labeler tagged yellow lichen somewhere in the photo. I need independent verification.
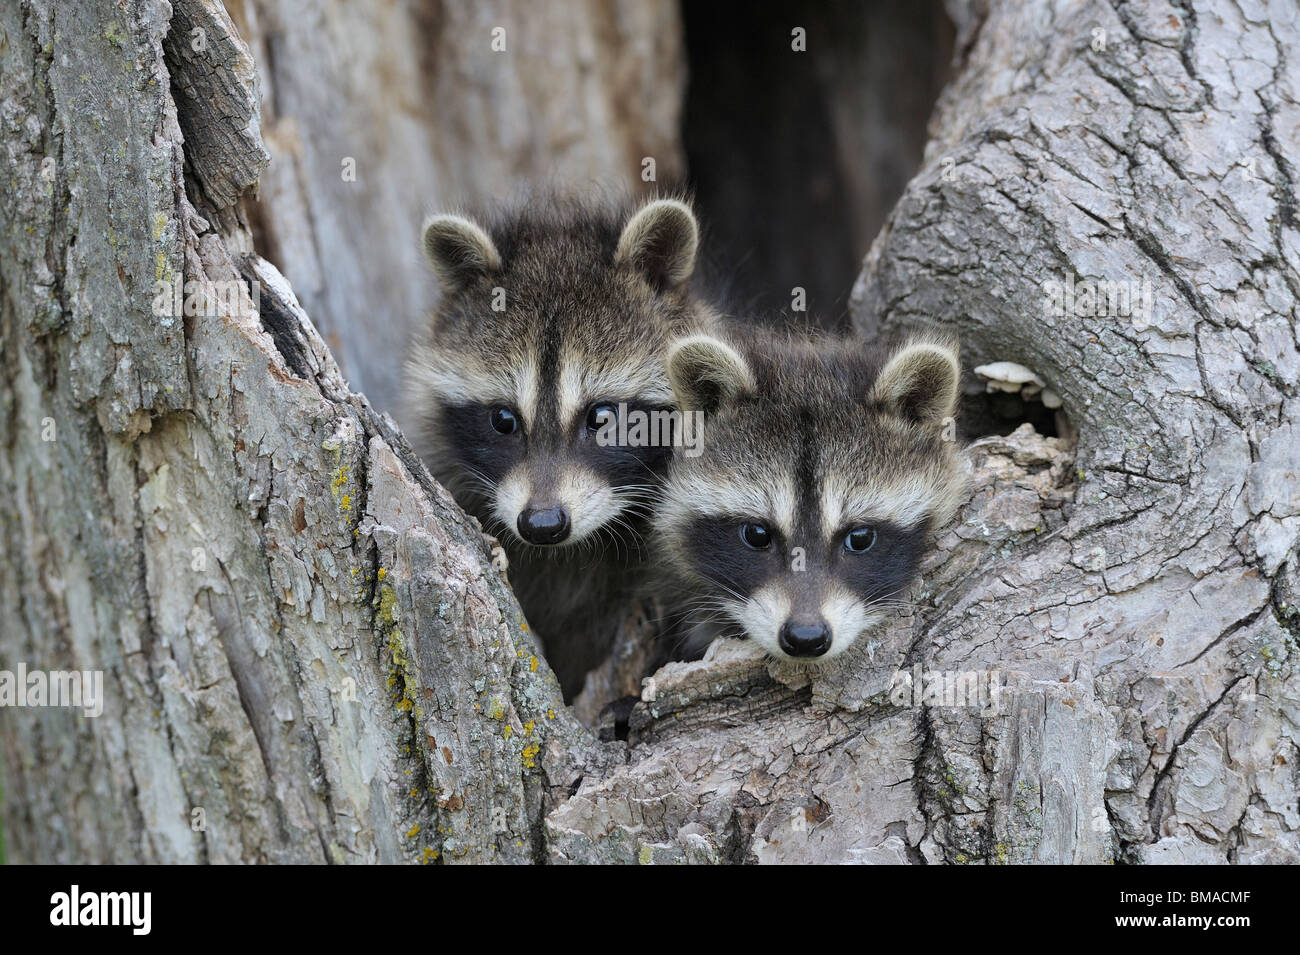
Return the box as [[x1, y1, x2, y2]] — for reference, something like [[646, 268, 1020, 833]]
[[406, 824, 421, 839], [378, 585, 423, 719], [521, 743, 540, 769], [330, 465, 354, 517], [377, 585, 399, 630]]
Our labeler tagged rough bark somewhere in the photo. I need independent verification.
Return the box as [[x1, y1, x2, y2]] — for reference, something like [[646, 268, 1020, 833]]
[[2, 0, 1296, 866], [0, 0, 612, 864], [849, 0, 1300, 863]]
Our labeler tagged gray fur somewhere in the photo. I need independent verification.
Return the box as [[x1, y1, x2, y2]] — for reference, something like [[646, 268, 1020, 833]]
[[405, 194, 717, 699], [654, 324, 965, 663]]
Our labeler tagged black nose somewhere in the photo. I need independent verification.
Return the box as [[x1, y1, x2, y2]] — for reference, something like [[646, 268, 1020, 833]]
[[517, 506, 571, 545], [779, 620, 832, 658]]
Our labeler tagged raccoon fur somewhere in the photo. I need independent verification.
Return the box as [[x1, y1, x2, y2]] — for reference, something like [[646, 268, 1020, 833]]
[[653, 325, 965, 663], [404, 195, 717, 699]]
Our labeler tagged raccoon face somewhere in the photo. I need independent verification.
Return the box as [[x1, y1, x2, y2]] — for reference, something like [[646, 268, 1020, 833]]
[[408, 198, 703, 550], [659, 333, 964, 661]]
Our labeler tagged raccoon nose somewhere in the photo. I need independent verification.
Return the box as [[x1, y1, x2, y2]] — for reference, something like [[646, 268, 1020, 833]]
[[779, 620, 832, 658], [517, 506, 571, 545]]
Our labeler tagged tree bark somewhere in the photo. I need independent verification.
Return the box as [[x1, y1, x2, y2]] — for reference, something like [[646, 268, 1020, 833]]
[[0, 0, 616, 864], [2, 0, 1296, 865], [849, 0, 1300, 863]]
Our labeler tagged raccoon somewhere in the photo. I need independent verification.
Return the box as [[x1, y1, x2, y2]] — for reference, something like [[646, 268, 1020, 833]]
[[404, 195, 716, 699], [654, 326, 965, 663]]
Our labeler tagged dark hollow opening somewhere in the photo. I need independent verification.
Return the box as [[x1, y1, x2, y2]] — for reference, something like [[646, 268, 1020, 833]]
[[959, 391, 1066, 441], [681, 0, 955, 328]]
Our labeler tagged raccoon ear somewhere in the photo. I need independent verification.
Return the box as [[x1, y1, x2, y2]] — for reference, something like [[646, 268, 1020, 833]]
[[872, 340, 960, 427], [616, 198, 700, 290], [421, 214, 501, 291], [667, 335, 753, 414]]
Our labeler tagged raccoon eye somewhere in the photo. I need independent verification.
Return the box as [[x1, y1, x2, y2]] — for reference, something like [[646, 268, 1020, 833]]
[[740, 522, 772, 550], [490, 407, 519, 435], [844, 526, 877, 553], [586, 403, 618, 432]]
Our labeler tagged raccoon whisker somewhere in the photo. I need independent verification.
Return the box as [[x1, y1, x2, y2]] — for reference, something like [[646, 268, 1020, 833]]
[[696, 574, 748, 605], [611, 486, 661, 510], [459, 464, 499, 487], [474, 511, 509, 540], [604, 514, 644, 542], [654, 594, 708, 620], [657, 609, 738, 657], [612, 480, 660, 493], [863, 600, 916, 611], [613, 486, 661, 498], [608, 516, 651, 563], [614, 504, 657, 528], [617, 506, 656, 520], [590, 521, 627, 565], [583, 512, 645, 566], [613, 491, 660, 503], [662, 590, 746, 629], [860, 590, 918, 615], [666, 596, 735, 617], [445, 466, 500, 503], [666, 623, 728, 657], [602, 504, 647, 535], [861, 596, 913, 607], [674, 607, 738, 632], [458, 479, 499, 501]]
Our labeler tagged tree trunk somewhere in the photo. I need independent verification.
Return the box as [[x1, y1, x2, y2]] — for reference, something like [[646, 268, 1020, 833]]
[[0, 0, 624, 864], [2, 0, 1296, 865], [848, 0, 1300, 863]]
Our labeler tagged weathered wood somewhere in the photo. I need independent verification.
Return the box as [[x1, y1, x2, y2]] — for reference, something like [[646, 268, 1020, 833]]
[[850, 0, 1300, 863], [0, 0, 606, 864], [2, 0, 1295, 865]]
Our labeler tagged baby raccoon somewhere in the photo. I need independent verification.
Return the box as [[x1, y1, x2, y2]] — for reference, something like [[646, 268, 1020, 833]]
[[405, 195, 715, 699], [654, 327, 965, 663]]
